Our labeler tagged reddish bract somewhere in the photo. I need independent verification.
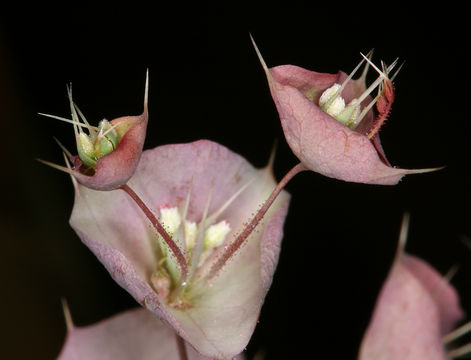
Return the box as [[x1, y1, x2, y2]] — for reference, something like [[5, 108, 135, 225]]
[[71, 111, 148, 190]]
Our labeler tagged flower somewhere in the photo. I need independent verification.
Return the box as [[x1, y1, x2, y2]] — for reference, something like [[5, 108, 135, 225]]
[[251, 37, 436, 185], [359, 216, 465, 359], [69, 140, 290, 359], [39, 72, 149, 190], [58, 306, 244, 360]]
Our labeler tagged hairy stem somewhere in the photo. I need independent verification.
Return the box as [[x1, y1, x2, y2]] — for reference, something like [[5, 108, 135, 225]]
[[208, 162, 307, 280], [367, 79, 394, 140], [119, 184, 188, 282]]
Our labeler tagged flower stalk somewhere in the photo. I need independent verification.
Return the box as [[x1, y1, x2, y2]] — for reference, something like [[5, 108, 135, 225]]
[[119, 184, 189, 284], [208, 162, 306, 280]]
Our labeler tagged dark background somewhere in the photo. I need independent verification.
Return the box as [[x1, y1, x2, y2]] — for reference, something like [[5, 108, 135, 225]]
[[1, 2, 470, 359]]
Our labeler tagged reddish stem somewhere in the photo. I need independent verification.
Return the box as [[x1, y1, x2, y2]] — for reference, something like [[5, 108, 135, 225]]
[[208, 162, 307, 280], [119, 184, 188, 282], [367, 79, 394, 140]]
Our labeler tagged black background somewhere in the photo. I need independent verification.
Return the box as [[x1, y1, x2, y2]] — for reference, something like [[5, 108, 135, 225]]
[[1, 2, 470, 359]]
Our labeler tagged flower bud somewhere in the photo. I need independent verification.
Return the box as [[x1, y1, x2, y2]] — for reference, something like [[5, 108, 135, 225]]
[[39, 72, 149, 190]]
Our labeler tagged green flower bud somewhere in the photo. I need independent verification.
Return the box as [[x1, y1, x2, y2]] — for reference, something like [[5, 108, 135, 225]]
[[76, 132, 97, 167], [94, 120, 119, 159], [38, 71, 149, 191]]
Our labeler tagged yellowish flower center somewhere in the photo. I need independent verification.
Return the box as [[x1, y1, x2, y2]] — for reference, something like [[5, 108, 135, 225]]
[[151, 204, 231, 304]]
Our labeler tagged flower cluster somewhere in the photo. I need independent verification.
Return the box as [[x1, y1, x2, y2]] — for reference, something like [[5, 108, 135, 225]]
[[39, 37, 468, 360]]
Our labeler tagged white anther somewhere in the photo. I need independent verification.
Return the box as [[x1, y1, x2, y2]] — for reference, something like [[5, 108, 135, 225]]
[[319, 84, 345, 117], [184, 221, 197, 251], [159, 206, 182, 236], [204, 220, 231, 249]]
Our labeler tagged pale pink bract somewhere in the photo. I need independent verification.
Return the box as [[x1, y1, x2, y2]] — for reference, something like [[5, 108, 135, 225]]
[[252, 38, 436, 185], [58, 307, 244, 360], [70, 140, 290, 359], [359, 252, 464, 359]]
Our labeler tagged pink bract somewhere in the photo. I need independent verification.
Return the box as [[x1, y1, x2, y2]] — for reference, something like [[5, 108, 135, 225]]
[[40, 74, 149, 191], [253, 40, 435, 185], [359, 252, 464, 359], [69, 140, 290, 359], [58, 307, 244, 360], [70, 110, 148, 190]]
